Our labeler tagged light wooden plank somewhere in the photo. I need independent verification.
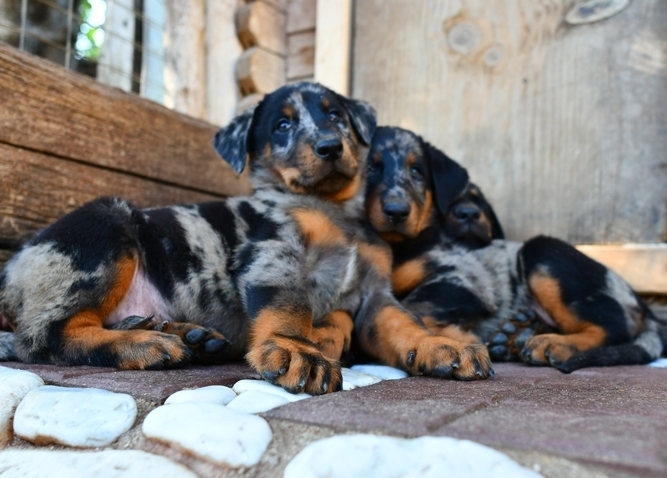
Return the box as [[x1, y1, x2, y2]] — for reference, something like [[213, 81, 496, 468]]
[[287, 30, 315, 79], [0, 143, 221, 252], [236, 46, 286, 95], [237, 0, 287, 56], [236, 93, 264, 115], [97, 0, 136, 92], [164, 0, 207, 119], [261, 0, 287, 13], [577, 245, 667, 295], [352, 0, 667, 244], [0, 44, 250, 197], [287, 0, 316, 34], [206, 0, 243, 126], [314, 0, 351, 95]]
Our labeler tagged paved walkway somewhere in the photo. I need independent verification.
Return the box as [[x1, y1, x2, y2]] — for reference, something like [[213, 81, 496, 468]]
[[2, 359, 666, 477]]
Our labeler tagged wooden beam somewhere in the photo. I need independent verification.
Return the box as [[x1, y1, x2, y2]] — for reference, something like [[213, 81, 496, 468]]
[[164, 0, 207, 119], [236, 0, 287, 56], [314, 0, 351, 95], [0, 143, 222, 267], [287, 0, 316, 34], [577, 245, 667, 294], [287, 30, 315, 80], [0, 44, 250, 197], [97, 0, 135, 92], [205, 0, 243, 126], [236, 46, 286, 95]]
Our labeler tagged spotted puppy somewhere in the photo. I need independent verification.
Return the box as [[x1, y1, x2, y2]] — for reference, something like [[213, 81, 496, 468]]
[[366, 126, 666, 372], [0, 83, 492, 396]]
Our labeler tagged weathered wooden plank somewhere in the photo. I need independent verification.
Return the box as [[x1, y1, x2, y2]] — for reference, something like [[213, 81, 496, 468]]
[[164, 0, 207, 119], [237, 46, 286, 95], [314, 0, 351, 95], [0, 143, 222, 252], [97, 0, 135, 92], [261, 0, 287, 13], [237, 0, 287, 56], [206, 0, 243, 127], [287, 0, 316, 34], [287, 30, 315, 79], [578, 245, 667, 295], [352, 0, 667, 244], [0, 43, 250, 197], [236, 93, 264, 115]]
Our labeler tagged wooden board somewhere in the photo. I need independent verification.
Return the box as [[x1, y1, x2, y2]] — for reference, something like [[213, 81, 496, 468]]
[[0, 44, 251, 197], [287, 0, 316, 34], [578, 245, 667, 294], [287, 30, 315, 79], [0, 143, 221, 262], [314, 0, 351, 95], [237, 47, 287, 95], [237, 0, 287, 56], [352, 0, 667, 244]]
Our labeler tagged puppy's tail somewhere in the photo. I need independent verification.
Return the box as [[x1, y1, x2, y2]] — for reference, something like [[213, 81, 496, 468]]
[[0, 331, 18, 361], [556, 307, 666, 373]]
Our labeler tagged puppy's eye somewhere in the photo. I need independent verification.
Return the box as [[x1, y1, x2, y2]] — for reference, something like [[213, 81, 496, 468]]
[[409, 166, 423, 178], [329, 110, 341, 122], [276, 119, 291, 132]]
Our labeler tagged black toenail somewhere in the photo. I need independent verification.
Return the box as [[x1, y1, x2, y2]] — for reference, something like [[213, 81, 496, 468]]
[[406, 350, 416, 366]]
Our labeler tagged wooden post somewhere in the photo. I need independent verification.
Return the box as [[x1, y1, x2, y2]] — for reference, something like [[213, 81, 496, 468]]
[[163, 0, 206, 119], [205, 0, 242, 126], [97, 0, 135, 92], [314, 0, 351, 94], [141, 0, 165, 104]]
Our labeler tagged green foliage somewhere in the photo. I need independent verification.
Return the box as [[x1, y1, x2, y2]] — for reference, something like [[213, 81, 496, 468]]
[[75, 0, 106, 60]]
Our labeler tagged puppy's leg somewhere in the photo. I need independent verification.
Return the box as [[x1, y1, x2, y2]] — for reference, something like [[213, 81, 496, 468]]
[[309, 310, 354, 361], [519, 237, 632, 369]]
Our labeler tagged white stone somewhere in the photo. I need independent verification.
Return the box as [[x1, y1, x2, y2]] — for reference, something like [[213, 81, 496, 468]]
[[13, 385, 137, 447], [0, 367, 44, 447], [233, 379, 311, 402], [142, 402, 272, 468], [0, 449, 196, 478], [284, 434, 543, 478], [227, 390, 290, 414], [648, 358, 667, 368], [350, 364, 408, 380], [165, 385, 237, 406], [341, 368, 382, 390]]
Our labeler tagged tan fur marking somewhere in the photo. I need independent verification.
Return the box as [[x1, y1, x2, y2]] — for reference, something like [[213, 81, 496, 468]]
[[391, 259, 427, 296], [529, 273, 588, 334], [310, 310, 354, 360], [358, 242, 392, 278], [422, 317, 482, 344], [324, 173, 362, 202], [291, 208, 347, 247]]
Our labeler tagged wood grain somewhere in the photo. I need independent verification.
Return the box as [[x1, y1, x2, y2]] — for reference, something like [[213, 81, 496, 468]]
[[314, 0, 351, 95], [0, 44, 251, 197], [577, 245, 667, 294], [0, 143, 222, 259], [237, 0, 287, 56], [287, 0, 316, 34], [352, 0, 667, 244], [287, 30, 315, 79], [237, 47, 287, 95]]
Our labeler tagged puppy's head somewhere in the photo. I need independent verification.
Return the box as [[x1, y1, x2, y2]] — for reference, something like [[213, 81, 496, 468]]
[[213, 82, 376, 202], [443, 182, 504, 249], [365, 127, 469, 243]]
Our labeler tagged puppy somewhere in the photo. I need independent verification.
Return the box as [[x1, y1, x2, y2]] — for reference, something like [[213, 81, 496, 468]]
[[0, 84, 492, 396], [366, 126, 666, 372]]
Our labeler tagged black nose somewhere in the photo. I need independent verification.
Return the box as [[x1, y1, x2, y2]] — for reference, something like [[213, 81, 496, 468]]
[[382, 201, 411, 222], [453, 205, 481, 222], [315, 138, 343, 161]]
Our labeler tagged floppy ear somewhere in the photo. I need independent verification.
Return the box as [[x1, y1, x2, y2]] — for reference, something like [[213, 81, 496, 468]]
[[212, 109, 255, 174], [481, 195, 505, 240], [423, 140, 469, 216], [337, 95, 377, 145]]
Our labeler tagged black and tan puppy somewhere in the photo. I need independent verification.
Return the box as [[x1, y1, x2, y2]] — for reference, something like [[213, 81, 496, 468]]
[[366, 126, 666, 372], [0, 84, 492, 395]]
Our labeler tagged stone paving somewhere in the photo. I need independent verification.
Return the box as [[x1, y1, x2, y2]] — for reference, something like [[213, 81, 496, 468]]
[[0, 359, 666, 477]]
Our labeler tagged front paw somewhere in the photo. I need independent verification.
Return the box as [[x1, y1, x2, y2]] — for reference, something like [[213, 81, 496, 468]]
[[521, 333, 577, 367], [246, 335, 343, 395], [407, 337, 494, 381]]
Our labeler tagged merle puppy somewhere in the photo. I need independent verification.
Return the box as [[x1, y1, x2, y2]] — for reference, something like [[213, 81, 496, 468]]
[[366, 126, 666, 372]]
